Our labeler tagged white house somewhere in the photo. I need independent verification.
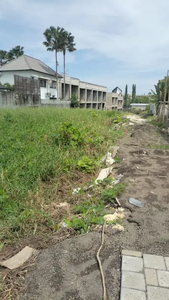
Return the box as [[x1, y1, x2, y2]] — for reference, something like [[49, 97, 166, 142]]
[[0, 55, 62, 100]]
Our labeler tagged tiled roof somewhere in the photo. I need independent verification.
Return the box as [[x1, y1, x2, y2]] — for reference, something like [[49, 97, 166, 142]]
[[0, 55, 62, 77]]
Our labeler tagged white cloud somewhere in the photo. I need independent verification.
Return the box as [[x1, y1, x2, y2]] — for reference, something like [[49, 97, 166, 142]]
[[1, 0, 169, 93]]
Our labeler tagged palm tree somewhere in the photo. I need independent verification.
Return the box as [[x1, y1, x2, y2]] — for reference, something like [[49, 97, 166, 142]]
[[0, 50, 8, 66], [8, 46, 24, 61], [43, 26, 66, 99], [61, 32, 76, 99]]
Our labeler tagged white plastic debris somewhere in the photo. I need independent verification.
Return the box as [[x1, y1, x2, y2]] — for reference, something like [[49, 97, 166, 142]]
[[100, 152, 115, 166], [72, 187, 81, 195], [61, 222, 68, 228], [113, 174, 123, 185], [129, 122, 134, 126], [95, 167, 113, 184], [128, 198, 143, 208], [0, 246, 38, 270]]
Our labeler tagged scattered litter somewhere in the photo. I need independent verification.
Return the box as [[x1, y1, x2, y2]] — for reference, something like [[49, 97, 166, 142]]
[[87, 193, 92, 198], [45, 202, 70, 217], [95, 167, 113, 184], [55, 202, 70, 209], [104, 211, 125, 222], [117, 207, 124, 212], [100, 152, 115, 166], [109, 146, 119, 158], [128, 198, 143, 208], [112, 224, 124, 231], [113, 174, 123, 185], [0, 246, 38, 270], [61, 222, 68, 228], [143, 150, 148, 155], [72, 187, 81, 195], [115, 197, 121, 207], [129, 122, 134, 126]]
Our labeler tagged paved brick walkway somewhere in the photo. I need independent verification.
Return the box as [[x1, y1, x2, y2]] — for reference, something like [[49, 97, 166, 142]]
[[120, 250, 169, 300]]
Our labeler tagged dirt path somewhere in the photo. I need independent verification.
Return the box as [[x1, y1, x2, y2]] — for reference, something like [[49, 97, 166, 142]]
[[20, 121, 169, 300]]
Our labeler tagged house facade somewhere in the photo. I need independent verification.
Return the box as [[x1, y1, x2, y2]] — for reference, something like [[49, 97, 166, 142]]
[[106, 87, 124, 110], [0, 55, 62, 101]]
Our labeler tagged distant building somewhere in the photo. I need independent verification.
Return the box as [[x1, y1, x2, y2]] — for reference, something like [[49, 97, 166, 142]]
[[60, 75, 107, 109], [112, 87, 122, 94], [106, 87, 124, 110], [130, 103, 148, 110]]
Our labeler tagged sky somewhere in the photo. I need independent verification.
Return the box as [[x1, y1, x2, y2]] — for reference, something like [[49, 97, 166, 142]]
[[0, 0, 169, 94]]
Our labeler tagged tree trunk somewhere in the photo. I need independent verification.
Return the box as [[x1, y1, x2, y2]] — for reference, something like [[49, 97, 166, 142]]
[[55, 49, 58, 99], [63, 49, 66, 100]]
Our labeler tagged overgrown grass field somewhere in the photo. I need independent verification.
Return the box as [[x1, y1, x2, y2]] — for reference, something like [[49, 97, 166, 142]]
[[0, 108, 125, 244]]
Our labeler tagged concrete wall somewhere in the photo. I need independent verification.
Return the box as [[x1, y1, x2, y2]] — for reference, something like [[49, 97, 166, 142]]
[[60, 75, 107, 109], [0, 91, 70, 108], [130, 104, 148, 111], [106, 92, 124, 110], [150, 103, 157, 115]]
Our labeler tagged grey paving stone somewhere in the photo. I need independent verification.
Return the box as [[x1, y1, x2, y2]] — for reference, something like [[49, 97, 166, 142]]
[[157, 270, 169, 288], [165, 257, 169, 270], [143, 254, 166, 270], [122, 250, 142, 258], [122, 256, 143, 272], [121, 288, 146, 300], [122, 271, 146, 291], [147, 285, 169, 300], [145, 268, 158, 286]]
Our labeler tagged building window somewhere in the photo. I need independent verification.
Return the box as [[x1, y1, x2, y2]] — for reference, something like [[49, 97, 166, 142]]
[[50, 81, 56, 88], [40, 80, 46, 88]]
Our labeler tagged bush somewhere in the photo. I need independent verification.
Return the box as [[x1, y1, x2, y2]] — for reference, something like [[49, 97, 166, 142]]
[[77, 156, 99, 173], [53, 122, 84, 147], [70, 93, 79, 108]]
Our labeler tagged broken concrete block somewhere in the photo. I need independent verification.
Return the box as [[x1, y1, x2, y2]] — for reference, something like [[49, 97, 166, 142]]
[[0, 246, 38, 270], [95, 167, 113, 183]]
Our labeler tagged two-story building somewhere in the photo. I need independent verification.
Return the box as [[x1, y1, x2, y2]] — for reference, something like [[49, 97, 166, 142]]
[[106, 87, 124, 110]]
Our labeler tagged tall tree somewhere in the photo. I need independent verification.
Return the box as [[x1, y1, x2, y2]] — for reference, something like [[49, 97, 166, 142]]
[[132, 84, 136, 102], [124, 84, 128, 107], [43, 26, 65, 99], [61, 32, 76, 99], [0, 50, 8, 66], [8, 46, 24, 61]]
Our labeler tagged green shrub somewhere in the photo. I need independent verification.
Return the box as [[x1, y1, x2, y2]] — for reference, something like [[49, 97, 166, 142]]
[[70, 94, 80, 108], [53, 122, 84, 147], [102, 184, 124, 203], [77, 156, 99, 173]]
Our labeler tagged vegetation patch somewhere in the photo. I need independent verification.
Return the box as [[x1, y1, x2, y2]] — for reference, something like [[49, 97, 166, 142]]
[[0, 108, 126, 243]]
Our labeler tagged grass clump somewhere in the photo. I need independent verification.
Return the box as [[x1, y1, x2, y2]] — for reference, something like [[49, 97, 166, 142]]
[[0, 107, 125, 242], [65, 200, 105, 234], [101, 184, 124, 204], [77, 156, 99, 173]]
